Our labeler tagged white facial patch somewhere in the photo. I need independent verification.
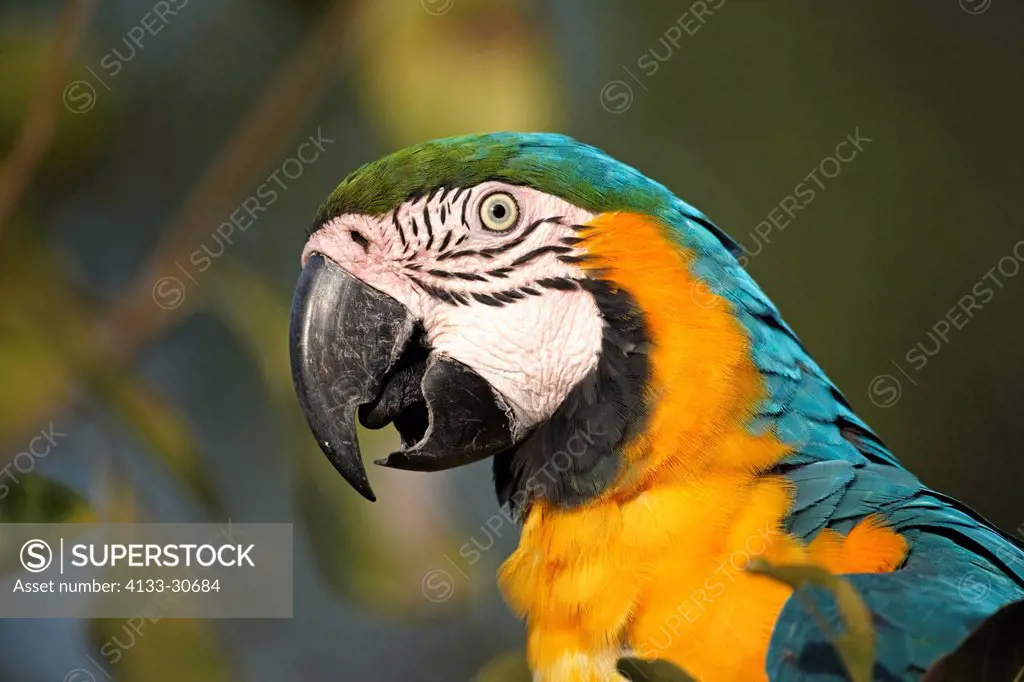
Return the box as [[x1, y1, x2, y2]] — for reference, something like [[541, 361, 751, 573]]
[[302, 182, 605, 431]]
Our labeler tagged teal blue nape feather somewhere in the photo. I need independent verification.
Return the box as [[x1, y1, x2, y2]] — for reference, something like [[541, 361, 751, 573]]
[[315, 132, 1024, 679]]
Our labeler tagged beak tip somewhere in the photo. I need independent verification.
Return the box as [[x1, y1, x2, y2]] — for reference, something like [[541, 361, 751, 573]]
[[339, 461, 377, 501], [323, 444, 379, 501], [374, 451, 426, 471]]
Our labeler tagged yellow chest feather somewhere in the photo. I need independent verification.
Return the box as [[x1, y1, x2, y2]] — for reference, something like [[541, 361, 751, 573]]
[[499, 474, 905, 681]]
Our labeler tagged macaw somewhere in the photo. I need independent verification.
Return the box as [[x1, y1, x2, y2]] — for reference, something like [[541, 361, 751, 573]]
[[288, 133, 1024, 681]]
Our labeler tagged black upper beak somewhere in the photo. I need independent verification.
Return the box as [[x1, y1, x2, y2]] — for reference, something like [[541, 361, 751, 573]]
[[289, 254, 416, 501], [290, 253, 517, 501]]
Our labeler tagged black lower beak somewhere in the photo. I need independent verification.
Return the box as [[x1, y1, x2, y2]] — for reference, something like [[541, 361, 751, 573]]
[[373, 354, 515, 472], [290, 254, 517, 501], [289, 254, 416, 501]]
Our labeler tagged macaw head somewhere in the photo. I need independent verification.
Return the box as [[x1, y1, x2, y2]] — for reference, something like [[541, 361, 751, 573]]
[[291, 132, 759, 506]]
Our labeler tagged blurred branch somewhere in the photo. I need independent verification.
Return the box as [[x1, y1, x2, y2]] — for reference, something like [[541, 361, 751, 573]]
[[0, 0, 95, 237], [104, 0, 366, 353], [2, 0, 367, 451]]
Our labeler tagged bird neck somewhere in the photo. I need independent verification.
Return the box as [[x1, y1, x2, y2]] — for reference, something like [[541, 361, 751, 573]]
[[493, 211, 803, 514], [580, 212, 794, 497]]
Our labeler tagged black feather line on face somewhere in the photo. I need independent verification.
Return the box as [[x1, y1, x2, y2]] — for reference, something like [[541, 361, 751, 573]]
[[393, 208, 408, 250], [491, 291, 520, 304], [408, 270, 584, 308], [472, 292, 504, 307], [478, 216, 557, 256], [409, 275, 463, 305], [510, 245, 573, 267], [426, 269, 488, 282], [452, 272, 488, 282], [436, 248, 495, 262], [536, 277, 580, 291], [401, 187, 567, 262], [393, 203, 587, 308], [433, 217, 566, 264], [493, 279, 651, 514], [422, 204, 434, 250], [460, 188, 473, 228], [437, 231, 453, 252]]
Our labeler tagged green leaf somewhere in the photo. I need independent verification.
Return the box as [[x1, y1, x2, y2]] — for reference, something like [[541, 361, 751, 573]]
[[0, 228, 88, 442], [0, 472, 94, 524], [0, 473, 94, 576], [748, 558, 875, 682], [472, 653, 695, 682], [619, 658, 695, 682], [474, 651, 531, 682]]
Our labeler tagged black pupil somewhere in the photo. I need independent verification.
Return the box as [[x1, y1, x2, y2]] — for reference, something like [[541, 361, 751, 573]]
[[491, 203, 507, 220]]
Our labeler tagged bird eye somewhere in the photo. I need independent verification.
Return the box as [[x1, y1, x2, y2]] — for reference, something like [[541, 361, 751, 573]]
[[478, 192, 520, 232]]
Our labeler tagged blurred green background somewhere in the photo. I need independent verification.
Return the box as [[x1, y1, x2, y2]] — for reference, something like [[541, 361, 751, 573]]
[[1, 1, 1022, 680]]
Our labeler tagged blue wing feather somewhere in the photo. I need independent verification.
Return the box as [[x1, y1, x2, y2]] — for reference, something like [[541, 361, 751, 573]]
[[664, 209, 1024, 678]]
